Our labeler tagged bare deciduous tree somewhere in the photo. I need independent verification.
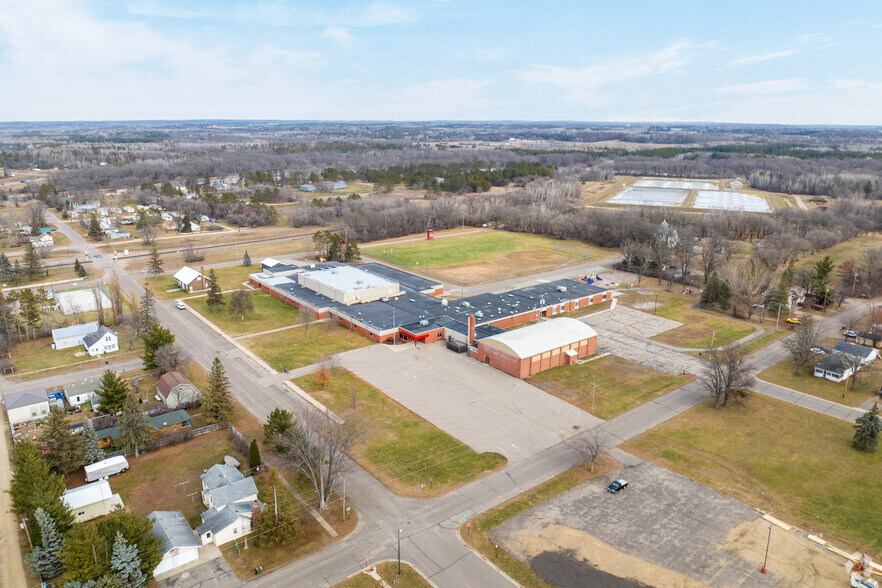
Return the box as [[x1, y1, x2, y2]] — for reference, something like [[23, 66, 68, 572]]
[[782, 314, 821, 375], [92, 287, 105, 326], [154, 343, 187, 374], [841, 353, 874, 391], [720, 259, 775, 320], [701, 344, 755, 408], [274, 409, 361, 510], [567, 428, 608, 472]]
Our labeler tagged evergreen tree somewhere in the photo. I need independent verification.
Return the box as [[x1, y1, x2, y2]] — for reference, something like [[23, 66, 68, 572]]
[[23, 241, 43, 279], [263, 408, 294, 453], [25, 507, 64, 579], [812, 255, 835, 305], [204, 357, 235, 423], [242, 250, 251, 267], [853, 403, 881, 452], [87, 215, 102, 240], [95, 370, 130, 415], [146, 246, 163, 276], [205, 268, 224, 311], [249, 439, 261, 469], [138, 285, 157, 331], [699, 272, 731, 310], [41, 406, 84, 474], [255, 470, 301, 546], [110, 532, 146, 587], [81, 419, 104, 465], [344, 241, 361, 262], [8, 441, 74, 544], [0, 253, 14, 282], [75, 259, 88, 278], [117, 393, 153, 456], [18, 288, 42, 338], [141, 324, 175, 369], [180, 214, 192, 233]]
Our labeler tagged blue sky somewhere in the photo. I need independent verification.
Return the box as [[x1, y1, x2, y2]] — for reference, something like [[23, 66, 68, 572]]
[[1, 0, 881, 123]]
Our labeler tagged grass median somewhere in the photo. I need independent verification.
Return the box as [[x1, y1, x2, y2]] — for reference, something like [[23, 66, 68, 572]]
[[188, 292, 299, 337], [244, 324, 373, 370], [294, 368, 506, 497]]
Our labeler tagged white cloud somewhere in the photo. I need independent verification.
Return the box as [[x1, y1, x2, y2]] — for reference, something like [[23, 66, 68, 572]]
[[521, 41, 708, 104], [726, 49, 800, 67], [712, 79, 808, 94], [323, 26, 354, 45]]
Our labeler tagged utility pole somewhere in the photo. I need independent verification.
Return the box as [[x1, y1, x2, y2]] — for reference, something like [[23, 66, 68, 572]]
[[591, 381, 597, 414], [710, 329, 717, 349], [761, 523, 772, 574], [397, 529, 402, 575], [342, 477, 346, 521], [654, 293, 658, 314], [274, 484, 278, 516], [21, 516, 32, 549]]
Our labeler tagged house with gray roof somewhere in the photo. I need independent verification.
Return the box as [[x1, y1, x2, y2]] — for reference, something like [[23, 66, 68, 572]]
[[52, 321, 99, 350], [833, 341, 878, 363], [82, 326, 119, 357], [149, 511, 202, 576], [64, 378, 102, 407], [814, 353, 854, 383], [197, 464, 261, 546], [4, 387, 50, 426]]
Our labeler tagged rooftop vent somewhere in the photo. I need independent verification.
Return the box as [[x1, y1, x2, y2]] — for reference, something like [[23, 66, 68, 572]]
[[475, 310, 483, 318], [441, 299, 448, 306], [461, 301, 471, 308], [557, 285, 568, 292], [381, 297, 389, 302], [419, 319, 429, 326]]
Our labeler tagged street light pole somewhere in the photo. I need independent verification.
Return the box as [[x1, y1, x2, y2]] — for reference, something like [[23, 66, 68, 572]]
[[397, 528, 403, 575], [711, 329, 716, 349], [654, 293, 658, 314], [761, 524, 772, 574]]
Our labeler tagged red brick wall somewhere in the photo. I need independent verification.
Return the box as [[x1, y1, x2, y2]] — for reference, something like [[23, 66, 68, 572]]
[[478, 335, 597, 379]]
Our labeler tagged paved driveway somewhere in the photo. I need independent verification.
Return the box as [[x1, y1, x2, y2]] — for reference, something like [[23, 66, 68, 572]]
[[341, 344, 601, 463]]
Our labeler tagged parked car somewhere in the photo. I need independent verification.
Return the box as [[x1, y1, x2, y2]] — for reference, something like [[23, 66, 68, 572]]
[[810, 347, 826, 355], [786, 318, 802, 325], [844, 330, 858, 338], [175, 301, 186, 310], [607, 479, 628, 493]]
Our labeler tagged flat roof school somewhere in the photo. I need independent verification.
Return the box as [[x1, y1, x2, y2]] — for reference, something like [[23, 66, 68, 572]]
[[249, 260, 609, 359]]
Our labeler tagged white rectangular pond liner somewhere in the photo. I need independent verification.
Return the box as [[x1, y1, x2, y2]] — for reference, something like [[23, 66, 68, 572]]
[[635, 178, 719, 191], [55, 288, 112, 315], [693, 191, 772, 213], [609, 187, 687, 207]]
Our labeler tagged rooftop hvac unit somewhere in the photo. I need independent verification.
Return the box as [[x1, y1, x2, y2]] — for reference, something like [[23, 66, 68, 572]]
[[309, 264, 316, 268], [557, 285, 567, 292], [419, 319, 429, 326], [540, 298, 546, 305], [475, 310, 483, 318], [441, 299, 448, 306], [461, 301, 471, 307], [381, 297, 389, 302]]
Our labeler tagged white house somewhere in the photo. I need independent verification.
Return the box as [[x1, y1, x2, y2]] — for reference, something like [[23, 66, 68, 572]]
[[174, 267, 210, 292], [63, 378, 102, 407], [30, 234, 55, 248], [149, 511, 202, 576], [833, 341, 878, 363], [62, 480, 123, 523], [3, 387, 50, 426], [814, 353, 853, 383], [82, 326, 119, 357], [196, 464, 261, 546], [52, 321, 100, 350]]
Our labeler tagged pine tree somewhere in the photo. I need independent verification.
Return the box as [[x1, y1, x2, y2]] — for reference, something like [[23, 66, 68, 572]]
[[146, 246, 163, 276], [204, 357, 235, 423], [242, 250, 251, 266], [95, 370, 130, 415], [87, 215, 102, 240], [0, 253, 14, 282], [853, 403, 881, 452], [344, 241, 361, 262], [205, 268, 224, 311], [181, 214, 192, 233], [25, 507, 64, 579], [255, 469, 302, 547], [23, 241, 43, 279], [81, 420, 104, 465], [41, 406, 83, 474], [138, 285, 157, 331], [75, 259, 89, 278], [12, 259, 22, 284], [117, 393, 153, 456], [110, 532, 146, 587], [141, 323, 174, 369], [9, 441, 74, 544], [18, 289, 42, 339], [249, 439, 261, 469]]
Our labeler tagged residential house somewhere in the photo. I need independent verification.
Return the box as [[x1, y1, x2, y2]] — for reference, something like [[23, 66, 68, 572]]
[[196, 464, 262, 546], [82, 326, 119, 357], [813, 353, 853, 383], [832, 341, 878, 363], [94, 410, 191, 448], [106, 230, 131, 240], [52, 321, 100, 350], [3, 387, 50, 426], [333, 181, 348, 190], [62, 480, 123, 523], [29, 234, 55, 248], [300, 184, 316, 192], [63, 378, 102, 407], [156, 371, 199, 409], [174, 267, 210, 292], [149, 511, 202, 576]]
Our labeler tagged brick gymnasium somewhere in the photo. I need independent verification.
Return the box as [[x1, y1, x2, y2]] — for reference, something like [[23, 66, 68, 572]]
[[249, 258, 607, 378]]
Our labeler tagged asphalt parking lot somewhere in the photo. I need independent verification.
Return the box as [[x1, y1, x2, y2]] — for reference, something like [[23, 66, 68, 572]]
[[491, 462, 824, 588], [584, 305, 683, 339], [341, 344, 601, 463]]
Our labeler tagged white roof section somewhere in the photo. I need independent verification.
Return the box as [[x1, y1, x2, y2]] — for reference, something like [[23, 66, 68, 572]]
[[261, 257, 283, 267], [62, 480, 115, 510], [301, 266, 395, 292], [481, 317, 597, 359], [52, 321, 99, 341], [173, 266, 207, 285]]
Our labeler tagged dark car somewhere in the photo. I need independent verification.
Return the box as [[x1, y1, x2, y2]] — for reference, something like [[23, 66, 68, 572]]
[[607, 479, 628, 493]]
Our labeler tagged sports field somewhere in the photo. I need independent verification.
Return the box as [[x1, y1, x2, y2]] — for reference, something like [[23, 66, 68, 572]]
[[363, 231, 614, 284]]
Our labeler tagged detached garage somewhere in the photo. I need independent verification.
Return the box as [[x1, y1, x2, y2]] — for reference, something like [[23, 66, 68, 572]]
[[149, 511, 201, 576], [476, 317, 597, 379]]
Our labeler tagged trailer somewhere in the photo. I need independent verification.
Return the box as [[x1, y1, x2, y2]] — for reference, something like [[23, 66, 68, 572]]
[[84, 455, 129, 482]]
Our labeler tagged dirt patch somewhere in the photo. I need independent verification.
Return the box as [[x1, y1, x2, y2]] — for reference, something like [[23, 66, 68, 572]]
[[514, 524, 706, 588], [631, 301, 658, 311], [724, 520, 843, 587]]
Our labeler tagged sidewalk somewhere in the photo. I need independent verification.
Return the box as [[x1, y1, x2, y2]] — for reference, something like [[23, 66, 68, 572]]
[[752, 378, 866, 423]]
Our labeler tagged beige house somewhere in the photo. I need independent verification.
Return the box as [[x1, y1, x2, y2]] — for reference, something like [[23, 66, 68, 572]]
[[4, 387, 50, 427], [156, 371, 199, 409], [62, 480, 124, 523]]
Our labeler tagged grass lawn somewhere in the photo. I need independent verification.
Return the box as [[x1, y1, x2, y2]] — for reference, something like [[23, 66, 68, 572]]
[[622, 396, 882, 557], [244, 324, 373, 370], [741, 328, 791, 355], [364, 231, 614, 285], [618, 289, 756, 348], [140, 264, 256, 300], [223, 468, 358, 580], [335, 563, 429, 588], [794, 234, 882, 275], [108, 430, 242, 524], [294, 368, 506, 497], [462, 458, 615, 588], [528, 355, 692, 419], [757, 352, 882, 407], [189, 292, 299, 337]]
